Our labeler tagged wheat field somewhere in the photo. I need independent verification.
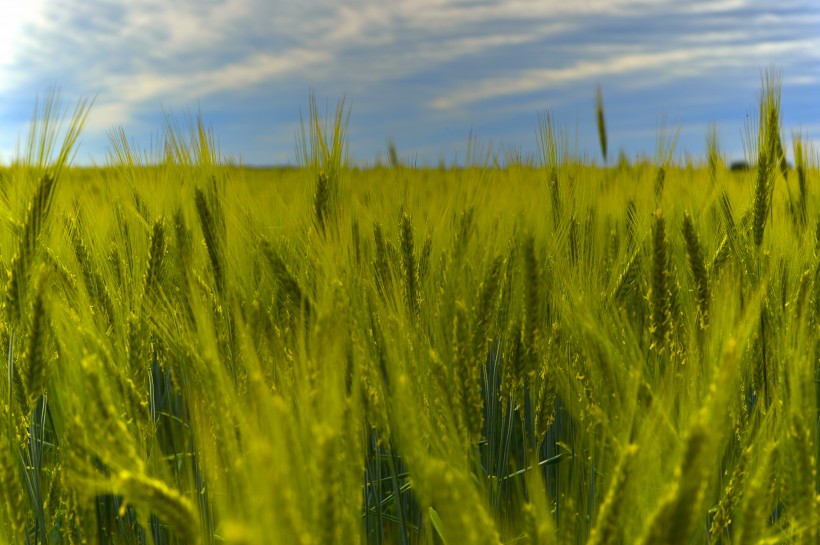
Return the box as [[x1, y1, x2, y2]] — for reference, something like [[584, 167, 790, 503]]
[[0, 74, 817, 544]]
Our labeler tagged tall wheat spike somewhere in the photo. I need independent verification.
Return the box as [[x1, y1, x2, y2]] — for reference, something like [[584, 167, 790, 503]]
[[418, 235, 433, 286], [463, 255, 504, 444], [472, 255, 503, 358], [537, 111, 563, 229], [787, 413, 818, 541], [752, 154, 771, 247], [682, 213, 710, 328], [793, 130, 808, 225], [651, 209, 671, 351], [501, 320, 526, 410], [6, 173, 58, 327], [259, 237, 310, 318], [522, 234, 542, 378], [387, 138, 399, 168], [67, 216, 116, 332], [654, 167, 666, 201], [24, 89, 93, 176], [351, 218, 361, 266], [595, 84, 608, 163], [549, 168, 561, 229], [372, 222, 392, 299], [794, 268, 812, 321], [808, 263, 820, 327], [314, 170, 331, 234], [568, 214, 579, 265], [613, 250, 641, 304], [173, 208, 196, 325], [399, 212, 419, 317], [194, 187, 224, 295], [24, 267, 50, 405], [638, 425, 709, 545], [706, 123, 721, 186], [143, 217, 167, 306], [533, 372, 556, 445], [815, 216, 820, 254], [709, 445, 751, 544], [0, 446, 26, 542], [113, 470, 201, 545], [297, 94, 349, 236], [454, 205, 476, 262], [753, 68, 782, 247], [588, 445, 638, 545], [710, 236, 731, 278], [735, 446, 774, 545], [625, 199, 638, 252]]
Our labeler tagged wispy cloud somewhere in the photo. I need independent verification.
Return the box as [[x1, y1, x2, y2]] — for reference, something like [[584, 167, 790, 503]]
[[430, 1, 820, 109], [475, 37, 812, 102]]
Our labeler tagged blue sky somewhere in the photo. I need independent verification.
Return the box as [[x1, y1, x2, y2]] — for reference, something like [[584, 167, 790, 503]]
[[0, 0, 818, 166]]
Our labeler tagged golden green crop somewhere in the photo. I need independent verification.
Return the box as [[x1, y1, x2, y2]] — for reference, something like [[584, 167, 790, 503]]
[[0, 72, 816, 544]]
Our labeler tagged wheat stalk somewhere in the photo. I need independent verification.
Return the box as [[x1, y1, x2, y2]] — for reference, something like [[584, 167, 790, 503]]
[[6, 173, 58, 327], [24, 267, 50, 406], [399, 212, 419, 317], [709, 444, 751, 544], [194, 186, 224, 295], [682, 213, 710, 329], [143, 217, 167, 305], [588, 445, 638, 545], [650, 209, 671, 352], [522, 234, 542, 378], [114, 470, 200, 544], [595, 84, 608, 163], [639, 425, 709, 545]]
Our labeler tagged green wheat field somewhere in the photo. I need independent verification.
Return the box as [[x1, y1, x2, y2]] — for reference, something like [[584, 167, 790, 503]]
[[0, 72, 817, 544]]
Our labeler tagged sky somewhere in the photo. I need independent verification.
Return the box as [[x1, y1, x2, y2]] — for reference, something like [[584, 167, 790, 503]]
[[0, 0, 818, 167]]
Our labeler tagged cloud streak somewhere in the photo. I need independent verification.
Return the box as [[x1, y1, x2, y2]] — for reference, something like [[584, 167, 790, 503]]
[[431, 37, 820, 110]]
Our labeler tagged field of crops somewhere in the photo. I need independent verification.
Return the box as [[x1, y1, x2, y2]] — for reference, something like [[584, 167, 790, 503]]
[[0, 76, 817, 544]]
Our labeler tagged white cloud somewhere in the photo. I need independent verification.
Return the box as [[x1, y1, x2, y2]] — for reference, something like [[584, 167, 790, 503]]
[[102, 49, 330, 104], [430, 49, 695, 109], [0, 0, 47, 90], [0, 1, 704, 105], [429, 28, 820, 109]]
